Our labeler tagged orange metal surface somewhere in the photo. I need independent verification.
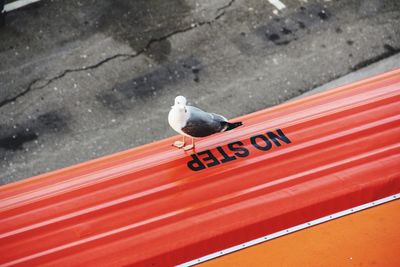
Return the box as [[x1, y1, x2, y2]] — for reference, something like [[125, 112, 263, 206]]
[[201, 199, 400, 267], [0, 69, 400, 266]]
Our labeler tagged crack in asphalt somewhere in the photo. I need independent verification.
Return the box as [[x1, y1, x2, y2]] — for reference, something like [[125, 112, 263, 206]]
[[215, 0, 236, 20], [0, 0, 236, 109], [0, 79, 41, 108]]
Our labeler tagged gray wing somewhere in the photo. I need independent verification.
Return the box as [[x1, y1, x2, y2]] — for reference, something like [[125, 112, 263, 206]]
[[210, 112, 228, 123], [182, 106, 227, 137]]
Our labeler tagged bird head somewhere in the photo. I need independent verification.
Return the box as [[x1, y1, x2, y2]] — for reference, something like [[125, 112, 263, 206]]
[[171, 96, 188, 114], [174, 95, 187, 106]]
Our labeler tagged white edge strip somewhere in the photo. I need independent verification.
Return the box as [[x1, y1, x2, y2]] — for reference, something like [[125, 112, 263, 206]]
[[268, 0, 286, 10], [4, 0, 42, 12], [178, 193, 400, 266]]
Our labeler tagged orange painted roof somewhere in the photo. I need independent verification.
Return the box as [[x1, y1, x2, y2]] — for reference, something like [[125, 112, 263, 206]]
[[0, 69, 399, 266], [201, 199, 400, 267]]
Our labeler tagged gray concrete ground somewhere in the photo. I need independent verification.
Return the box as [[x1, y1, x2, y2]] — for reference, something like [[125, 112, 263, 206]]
[[0, 0, 399, 185], [292, 53, 400, 99]]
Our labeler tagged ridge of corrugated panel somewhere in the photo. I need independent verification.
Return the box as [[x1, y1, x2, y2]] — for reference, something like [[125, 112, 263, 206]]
[[0, 69, 399, 266]]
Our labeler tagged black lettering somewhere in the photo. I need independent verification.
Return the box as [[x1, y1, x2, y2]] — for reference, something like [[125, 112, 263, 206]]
[[187, 154, 206, 171], [267, 129, 291, 146], [216, 146, 236, 163], [198, 150, 220, 167], [250, 134, 272, 151], [228, 141, 250, 157]]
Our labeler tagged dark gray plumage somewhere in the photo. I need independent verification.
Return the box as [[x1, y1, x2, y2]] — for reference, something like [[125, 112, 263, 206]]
[[182, 106, 242, 137]]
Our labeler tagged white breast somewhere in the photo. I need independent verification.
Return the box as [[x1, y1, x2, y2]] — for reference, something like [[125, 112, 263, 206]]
[[168, 107, 190, 136]]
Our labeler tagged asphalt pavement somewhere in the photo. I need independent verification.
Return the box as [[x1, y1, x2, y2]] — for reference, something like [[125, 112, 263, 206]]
[[0, 0, 399, 184]]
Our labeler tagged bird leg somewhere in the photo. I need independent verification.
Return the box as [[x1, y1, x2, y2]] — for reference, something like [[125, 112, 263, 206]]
[[183, 137, 195, 151], [173, 136, 186, 148]]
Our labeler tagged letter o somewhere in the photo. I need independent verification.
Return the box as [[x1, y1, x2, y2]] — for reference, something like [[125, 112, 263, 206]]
[[250, 134, 272, 151]]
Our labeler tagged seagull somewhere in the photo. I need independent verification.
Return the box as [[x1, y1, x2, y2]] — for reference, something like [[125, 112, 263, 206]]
[[168, 96, 243, 150]]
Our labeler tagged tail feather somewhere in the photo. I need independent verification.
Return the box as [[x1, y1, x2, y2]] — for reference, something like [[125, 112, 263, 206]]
[[223, 121, 243, 132]]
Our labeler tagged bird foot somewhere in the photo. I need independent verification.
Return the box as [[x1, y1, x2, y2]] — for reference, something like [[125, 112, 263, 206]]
[[183, 144, 194, 151], [173, 140, 185, 148]]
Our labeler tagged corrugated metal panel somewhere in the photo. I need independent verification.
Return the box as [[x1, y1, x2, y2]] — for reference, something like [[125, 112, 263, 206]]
[[200, 198, 400, 267], [0, 69, 399, 266], [181, 194, 399, 266]]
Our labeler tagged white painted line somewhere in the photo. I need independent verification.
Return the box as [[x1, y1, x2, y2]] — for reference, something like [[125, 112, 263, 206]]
[[178, 193, 400, 266], [268, 0, 286, 10], [4, 0, 42, 12]]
